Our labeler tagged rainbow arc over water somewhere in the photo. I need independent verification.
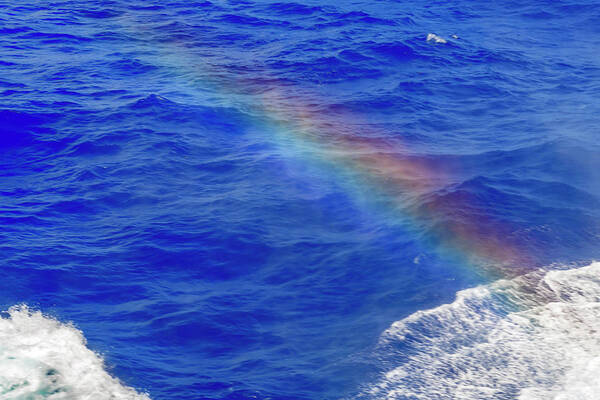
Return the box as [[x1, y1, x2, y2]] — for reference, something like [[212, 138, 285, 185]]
[[124, 16, 535, 277], [254, 85, 533, 274]]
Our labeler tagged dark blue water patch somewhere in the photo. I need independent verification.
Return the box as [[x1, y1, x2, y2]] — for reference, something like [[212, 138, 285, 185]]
[[0, 26, 34, 35], [0, 110, 62, 150], [0, 109, 54, 130]]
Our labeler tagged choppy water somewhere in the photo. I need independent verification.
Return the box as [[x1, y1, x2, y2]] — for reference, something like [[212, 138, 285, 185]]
[[1, 0, 600, 399]]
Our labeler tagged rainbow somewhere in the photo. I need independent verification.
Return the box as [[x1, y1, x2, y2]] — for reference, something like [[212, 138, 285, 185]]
[[122, 17, 535, 277], [254, 85, 534, 276]]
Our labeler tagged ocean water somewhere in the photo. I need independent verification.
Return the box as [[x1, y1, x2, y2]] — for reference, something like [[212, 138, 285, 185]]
[[1, 0, 600, 399]]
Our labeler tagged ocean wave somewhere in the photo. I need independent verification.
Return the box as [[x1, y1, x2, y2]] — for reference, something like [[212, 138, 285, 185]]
[[2, 0, 600, 398], [0, 305, 149, 399], [360, 261, 600, 399]]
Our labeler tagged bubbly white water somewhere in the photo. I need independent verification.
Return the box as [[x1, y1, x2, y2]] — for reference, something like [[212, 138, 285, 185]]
[[0, 305, 150, 400], [364, 262, 600, 400], [426, 33, 447, 44]]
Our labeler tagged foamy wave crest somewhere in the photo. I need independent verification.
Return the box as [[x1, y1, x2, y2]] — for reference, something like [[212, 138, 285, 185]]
[[362, 262, 600, 400], [0, 305, 150, 399]]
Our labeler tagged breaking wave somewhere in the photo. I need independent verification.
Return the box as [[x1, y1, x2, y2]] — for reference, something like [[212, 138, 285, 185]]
[[0, 306, 149, 400], [362, 262, 600, 400]]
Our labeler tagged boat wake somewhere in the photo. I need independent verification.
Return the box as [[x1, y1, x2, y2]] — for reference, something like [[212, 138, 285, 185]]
[[361, 262, 600, 399], [0, 306, 149, 400]]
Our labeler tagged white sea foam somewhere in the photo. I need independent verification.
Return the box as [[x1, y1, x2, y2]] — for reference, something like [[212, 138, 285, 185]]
[[0, 305, 150, 400], [426, 33, 447, 44], [363, 262, 600, 399]]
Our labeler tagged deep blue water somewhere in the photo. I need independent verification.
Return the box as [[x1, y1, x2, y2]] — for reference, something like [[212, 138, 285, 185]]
[[1, 1, 600, 399]]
